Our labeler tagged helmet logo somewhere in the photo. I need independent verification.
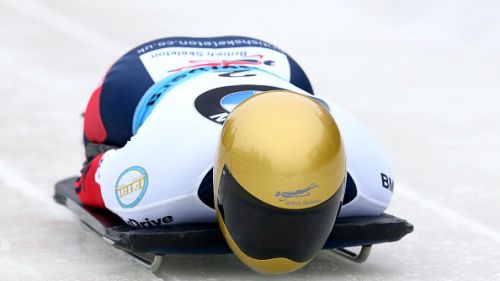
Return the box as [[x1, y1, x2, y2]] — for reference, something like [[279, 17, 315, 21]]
[[274, 183, 319, 206], [115, 166, 149, 208]]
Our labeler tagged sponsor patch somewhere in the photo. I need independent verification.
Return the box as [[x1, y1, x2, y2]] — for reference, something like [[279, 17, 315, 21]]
[[115, 166, 148, 208], [194, 84, 283, 124]]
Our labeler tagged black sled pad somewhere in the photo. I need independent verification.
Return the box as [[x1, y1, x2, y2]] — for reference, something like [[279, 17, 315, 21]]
[[54, 177, 413, 256]]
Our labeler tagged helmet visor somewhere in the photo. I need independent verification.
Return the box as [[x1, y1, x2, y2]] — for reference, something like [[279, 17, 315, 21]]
[[217, 165, 345, 262]]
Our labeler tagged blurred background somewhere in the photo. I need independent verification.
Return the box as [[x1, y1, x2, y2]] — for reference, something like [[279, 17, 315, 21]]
[[0, 0, 499, 280]]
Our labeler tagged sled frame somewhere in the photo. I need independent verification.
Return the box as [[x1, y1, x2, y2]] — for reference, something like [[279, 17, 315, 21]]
[[80, 215, 372, 272], [55, 177, 413, 272]]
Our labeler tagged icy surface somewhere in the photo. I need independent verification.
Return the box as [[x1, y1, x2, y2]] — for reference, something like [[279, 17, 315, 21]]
[[0, 0, 499, 280]]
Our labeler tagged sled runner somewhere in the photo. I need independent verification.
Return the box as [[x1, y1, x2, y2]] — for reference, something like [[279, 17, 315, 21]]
[[54, 177, 413, 272]]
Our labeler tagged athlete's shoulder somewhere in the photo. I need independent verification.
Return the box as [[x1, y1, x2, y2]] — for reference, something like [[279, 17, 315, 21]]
[[88, 36, 313, 147], [128, 36, 312, 90]]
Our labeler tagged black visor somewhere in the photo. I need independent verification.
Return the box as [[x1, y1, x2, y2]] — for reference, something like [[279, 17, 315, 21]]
[[217, 165, 345, 262]]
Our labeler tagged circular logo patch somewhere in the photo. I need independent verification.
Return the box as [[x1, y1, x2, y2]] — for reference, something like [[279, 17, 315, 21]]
[[195, 85, 329, 125], [220, 90, 260, 112], [115, 166, 148, 208], [194, 85, 283, 124]]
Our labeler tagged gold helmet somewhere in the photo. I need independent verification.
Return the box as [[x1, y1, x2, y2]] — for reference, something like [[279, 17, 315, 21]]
[[214, 90, 346, 274]]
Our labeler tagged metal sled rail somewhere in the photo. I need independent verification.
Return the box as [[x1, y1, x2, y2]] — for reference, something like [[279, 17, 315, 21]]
[[54, 177, 413, 272]]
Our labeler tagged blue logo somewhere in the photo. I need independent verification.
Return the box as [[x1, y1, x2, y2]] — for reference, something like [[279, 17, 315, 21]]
[[220, 90, 261, 112], [115, 166, 148, 208], [195, 84, 283, 124]]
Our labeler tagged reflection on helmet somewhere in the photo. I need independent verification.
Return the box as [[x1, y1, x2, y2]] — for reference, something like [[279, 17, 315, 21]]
[[214, 90, 346, 274]]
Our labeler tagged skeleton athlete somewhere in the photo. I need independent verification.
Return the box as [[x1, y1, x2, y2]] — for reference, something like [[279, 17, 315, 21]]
[[76, 36, 394, 228]]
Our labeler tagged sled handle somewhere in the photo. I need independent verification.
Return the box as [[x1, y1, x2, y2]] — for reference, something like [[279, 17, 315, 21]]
[[122, 251, 164, 272], [331, 245, 372, 263], [80, 220, 164, 272]]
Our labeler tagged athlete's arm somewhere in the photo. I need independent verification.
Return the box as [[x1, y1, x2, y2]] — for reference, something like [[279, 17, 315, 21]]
[[74, 153, 106, 208]]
